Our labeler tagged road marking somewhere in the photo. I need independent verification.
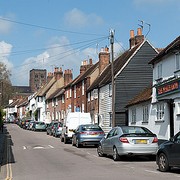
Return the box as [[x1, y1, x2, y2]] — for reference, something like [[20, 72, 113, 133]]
[[145, 170, 160, 174], [48, 145, 54, 149], [23, 146, 27, 150], [33, 146, 44, 149]]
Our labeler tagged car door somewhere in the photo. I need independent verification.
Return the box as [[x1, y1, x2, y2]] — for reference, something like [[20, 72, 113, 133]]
[[102, 128, 115, 155], [169, 132, 180, 166]]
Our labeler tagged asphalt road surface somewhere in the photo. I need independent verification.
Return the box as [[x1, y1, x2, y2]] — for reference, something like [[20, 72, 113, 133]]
[[0, 123, 180, 180]]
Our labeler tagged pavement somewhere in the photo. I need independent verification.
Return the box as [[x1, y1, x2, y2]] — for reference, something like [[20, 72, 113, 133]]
[[0, 126, 6, 166]]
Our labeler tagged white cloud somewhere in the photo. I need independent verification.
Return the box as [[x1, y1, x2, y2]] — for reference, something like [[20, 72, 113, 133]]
[[64, 8, 104, 28], [0, 15, 14, 34], [0, 41, 13, 69], [11, 35, 111, 86]]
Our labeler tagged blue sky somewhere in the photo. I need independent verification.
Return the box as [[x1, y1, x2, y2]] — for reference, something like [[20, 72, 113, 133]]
[[0, 0, 180, 86]]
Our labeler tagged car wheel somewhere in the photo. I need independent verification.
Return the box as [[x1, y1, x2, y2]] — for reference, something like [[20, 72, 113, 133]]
[[64, 136, 67, 144], [97, 144, 105, 157], [72, 138, 75, 146], [76, 139, 81, 148], [60, 135, 64, 142], [158, 153, 170, 172], [113, 147, 120, 161]]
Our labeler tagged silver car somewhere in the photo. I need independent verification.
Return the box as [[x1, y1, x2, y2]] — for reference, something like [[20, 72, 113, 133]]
[[97, 126, 158, 161]]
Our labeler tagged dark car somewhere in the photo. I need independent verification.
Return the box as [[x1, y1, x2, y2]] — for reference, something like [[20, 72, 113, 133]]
[[46, 121, 58, 136], [53, 122, 63, 137], [97, 126, 158, 161], [156, 131, 180, 172], [32, 121, 46, 131], [72, 124, 105, 148]]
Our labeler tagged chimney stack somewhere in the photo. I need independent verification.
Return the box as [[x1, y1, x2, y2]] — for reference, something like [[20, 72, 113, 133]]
[[80, 59, 93, 74], [64, 69, 73, 85], [99, 46, 110, 74], [54, 67, 63, 80], [129, 28, 144, 49], [47, 72, 53, 83]]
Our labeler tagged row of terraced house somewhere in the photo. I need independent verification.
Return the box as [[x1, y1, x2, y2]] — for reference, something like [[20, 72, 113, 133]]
[[6, 28, 180, 141]]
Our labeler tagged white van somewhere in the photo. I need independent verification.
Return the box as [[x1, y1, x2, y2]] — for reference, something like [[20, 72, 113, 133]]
[[61, 112, 92, 143]]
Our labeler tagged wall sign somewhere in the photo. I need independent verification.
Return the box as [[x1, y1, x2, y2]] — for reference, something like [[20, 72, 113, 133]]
[[157, 80, 180, 97]]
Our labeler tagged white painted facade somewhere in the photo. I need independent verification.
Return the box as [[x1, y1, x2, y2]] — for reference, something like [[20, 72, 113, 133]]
[[98, 84, 112, 134], [128, 39, 180, 140]]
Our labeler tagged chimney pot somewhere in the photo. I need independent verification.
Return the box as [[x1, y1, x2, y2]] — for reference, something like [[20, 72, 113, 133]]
[[130, 30, 134, 38], [137, 28, 142, 36]]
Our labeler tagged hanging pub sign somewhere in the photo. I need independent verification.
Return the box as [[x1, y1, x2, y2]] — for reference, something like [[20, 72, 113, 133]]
[[156, 80, 180, 97]]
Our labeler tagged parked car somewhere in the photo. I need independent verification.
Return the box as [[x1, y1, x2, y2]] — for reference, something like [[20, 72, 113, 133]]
[[27, 120, 35, 130], [21, 118, 32, 129], [46, 121, 58, 135], [97, 126, 158, 161], [53, 122, 63, 137], [156, 131, 180, 172], [32, 121, 46, 131], [72, 124, 105, 148], [61, 112, 92, 143]]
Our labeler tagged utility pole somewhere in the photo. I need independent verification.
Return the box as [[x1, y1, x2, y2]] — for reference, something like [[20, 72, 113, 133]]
[[110, 29, 115, 127]]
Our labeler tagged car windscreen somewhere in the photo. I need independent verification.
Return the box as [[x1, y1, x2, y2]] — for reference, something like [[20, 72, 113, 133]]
[[81, 125, 102, 131], [121, 126, 154, 136]]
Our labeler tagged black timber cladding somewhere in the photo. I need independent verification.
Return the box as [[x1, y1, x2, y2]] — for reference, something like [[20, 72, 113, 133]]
[[114, 41, 158, 125]]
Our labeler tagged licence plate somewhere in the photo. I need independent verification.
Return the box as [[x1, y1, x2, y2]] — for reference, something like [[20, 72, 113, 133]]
[[135, 139, 147, 144]]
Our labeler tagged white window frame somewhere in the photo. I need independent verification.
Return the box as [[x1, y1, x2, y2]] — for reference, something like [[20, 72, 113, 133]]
[[175, 53, 180, 71], [88, 92, 90, 102], [177, 103, 180, 115], [82, 103, 84, 112], [131, 108, 136, 123], [91, 91, 94, 100], [69, 88, 72, 98], [94, 89, 98, 99], [55, 97, 58, 106], [46, 100, 49, 108], [74, 85, 76, 98], [157, 64, 162, 79], [52, 99, 54, 107], [62, 95, 65, 104], [157, 103, 164, 121], [82, 80, 84, 95], [142, 105, 149, 122]]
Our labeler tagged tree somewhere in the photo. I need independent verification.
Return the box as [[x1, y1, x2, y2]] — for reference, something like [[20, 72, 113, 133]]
[[0, 62, 12, 107]]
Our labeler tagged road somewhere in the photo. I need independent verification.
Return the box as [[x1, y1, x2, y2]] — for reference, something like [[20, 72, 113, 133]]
[[0, 123, 180, 180]]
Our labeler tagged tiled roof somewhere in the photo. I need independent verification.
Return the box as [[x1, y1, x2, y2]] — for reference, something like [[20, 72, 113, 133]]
[[126, 85, 152, 107], [36, 77, 56, 96], [8, 99, 20, 107], [46, 86, 64, 100], [17, 98, 28, 107], [87, 42, 142, 91], [149, 36, 180, 64], [46, 78, 64, 100], [72, 62, 99, 85]]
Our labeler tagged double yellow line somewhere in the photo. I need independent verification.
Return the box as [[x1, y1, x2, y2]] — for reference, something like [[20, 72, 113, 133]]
[[5, 135, 12, 180]]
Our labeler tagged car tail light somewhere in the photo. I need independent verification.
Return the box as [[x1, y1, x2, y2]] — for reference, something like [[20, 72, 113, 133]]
[[119, 137, 129, 143], [80, 131, 87, 134], [152, 137, 158, 143], [99, 132, 105, 135]]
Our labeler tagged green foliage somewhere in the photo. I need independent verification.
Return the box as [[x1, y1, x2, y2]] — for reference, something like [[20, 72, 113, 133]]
[[0, 108, 4, 125]]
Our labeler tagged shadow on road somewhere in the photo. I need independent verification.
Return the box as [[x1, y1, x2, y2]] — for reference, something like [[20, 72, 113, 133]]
[[1, 125, 15, 166]]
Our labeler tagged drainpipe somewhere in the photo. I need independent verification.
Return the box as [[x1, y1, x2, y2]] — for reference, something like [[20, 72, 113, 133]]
[[168, 99, 174, 137]]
